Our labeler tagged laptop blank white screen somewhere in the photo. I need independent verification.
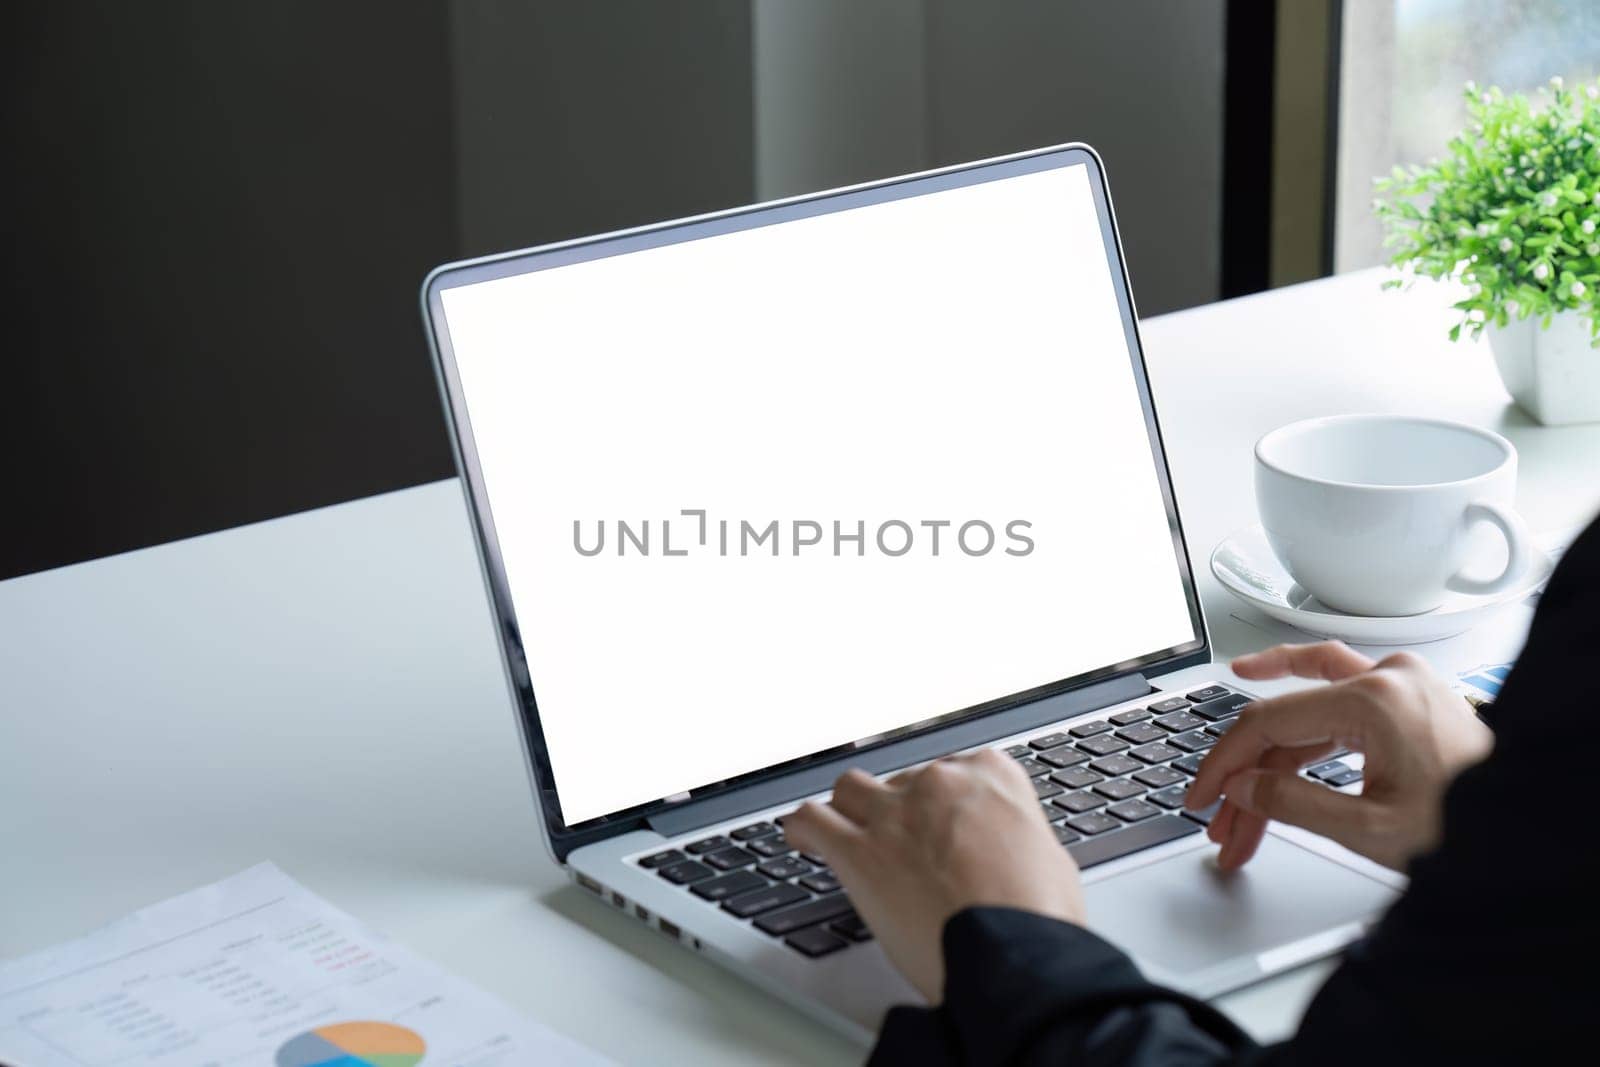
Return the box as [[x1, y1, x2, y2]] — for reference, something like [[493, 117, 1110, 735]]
[[438, 162, 1198, 825]]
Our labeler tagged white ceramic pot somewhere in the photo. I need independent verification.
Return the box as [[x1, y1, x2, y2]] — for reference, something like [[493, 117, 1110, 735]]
[[1489, 312, 1600, 425]]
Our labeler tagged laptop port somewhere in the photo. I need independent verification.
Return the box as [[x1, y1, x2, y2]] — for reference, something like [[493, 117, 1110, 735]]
[[634, 904, 651, 922], [658, 919, 681, 941], [575, 873, 602, 895], [611, 891, 626, 908]]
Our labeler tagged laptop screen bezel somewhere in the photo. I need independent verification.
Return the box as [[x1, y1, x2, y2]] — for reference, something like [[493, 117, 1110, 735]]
[[420, 143, 1209, 860]]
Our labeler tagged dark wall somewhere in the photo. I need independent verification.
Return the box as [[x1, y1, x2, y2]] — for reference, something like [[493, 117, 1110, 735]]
[[6, 2, 755, 582], [923, 0, 1227, 314], [452, 2, 756, 255], [9, 3, 459, 581], [747, 1, 1228, 316]]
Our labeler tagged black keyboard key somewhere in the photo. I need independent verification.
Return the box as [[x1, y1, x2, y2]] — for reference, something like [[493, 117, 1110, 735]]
[[1077, 734, 1130, 757], [1049, 766, 1103, 790], [658, 859, 715, 884], [1053, 822, 1083, 845], [754, 893, 855, 936], [1031, 777, 1065, 800], [1148, 696, 1190, 713], [1130, 742, 1183, 764], [1115, 722, 1167, 745], [799, 852, 825, 865], [731, 822, 777, 841], [686, 835, 730, 855], [829, 913, 874, 942], [799, 870, 841, 894], [757, 856, 813, 880], [1326, 767, 1364, 787], [1093, 778, 1145, 801], [1192, 693, 1252, 721], [1155, 710, 1206, 733], [1133, 765, 1186, 789], [1029, 732, 1073, 750], [1037, 745, 1090, 769], [1109, 707, 1152, 726], [722, 882, 810, 918], [1005, 744, 1031, 758], [1173, 754, 1205, 776], [748, 835, 793, 858], [1204, 719, 1236, 737], [705, 846, 759, 870], [1053, 790, 1107, 814], [1069, 720, 1113, 738], [1016, 757, 1052, 778], [1308, 760, 1351, 781], [691, 869, 767, 901], [786, 925, 849, 957], [1108, 798, 1161, 822], [1068, 814, 1202, 868], [1148, 784, 1190, 809], [1088, 754, 1142, 777], [1187, 685, 1231, 703], [639, 849, 685, 869], [1169, 731, 1217, 753], [1065, 811, 1121, 835]]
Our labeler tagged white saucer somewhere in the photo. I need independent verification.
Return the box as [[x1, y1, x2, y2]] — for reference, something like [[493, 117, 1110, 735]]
[[1210, 525, 1554, 646]]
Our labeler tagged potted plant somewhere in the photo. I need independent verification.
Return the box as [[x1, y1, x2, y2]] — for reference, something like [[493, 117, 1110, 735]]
[[1375, 76, 1600, 425]]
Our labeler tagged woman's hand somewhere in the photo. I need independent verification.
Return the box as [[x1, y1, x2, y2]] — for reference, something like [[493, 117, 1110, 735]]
[[1189, 642, 1494, 872], [784, 749, 1085, 1002]]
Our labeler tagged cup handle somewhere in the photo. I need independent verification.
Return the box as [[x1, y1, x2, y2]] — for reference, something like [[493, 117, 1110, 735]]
[[1445, 500, 1532, 597]]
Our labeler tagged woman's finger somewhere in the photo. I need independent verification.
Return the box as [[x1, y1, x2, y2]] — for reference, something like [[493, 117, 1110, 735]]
[[1216, 812, 1266, 870], [783, 799, 865, 869], [1223, 767, 1370, 847], [1231, 641, 1375, 682], [1207, 796, 1239, 845], [829, 767, 896, 826], [1188, 686, 1373, 809], [885, 762, 925, 788], [1210, 741, 1340, 870]]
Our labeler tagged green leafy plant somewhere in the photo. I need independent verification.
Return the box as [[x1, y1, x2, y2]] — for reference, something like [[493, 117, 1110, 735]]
[[1374, 76, 1600, 346]]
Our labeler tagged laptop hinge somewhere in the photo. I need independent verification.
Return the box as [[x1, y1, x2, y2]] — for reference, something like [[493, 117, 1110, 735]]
[[646, 671, 1153, 839]]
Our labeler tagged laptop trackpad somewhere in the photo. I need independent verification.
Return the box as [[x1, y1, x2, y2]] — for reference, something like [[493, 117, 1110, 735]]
[[1083, 833, 1398, 978]]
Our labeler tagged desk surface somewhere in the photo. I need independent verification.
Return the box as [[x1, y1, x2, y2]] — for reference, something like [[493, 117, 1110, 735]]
[[6, 268, 1600, 1064]]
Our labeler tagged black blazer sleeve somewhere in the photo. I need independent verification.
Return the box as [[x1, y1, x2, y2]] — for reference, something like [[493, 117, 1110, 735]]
[[871, 909, 1257, 1067], [870, 516, 1600, 1066]]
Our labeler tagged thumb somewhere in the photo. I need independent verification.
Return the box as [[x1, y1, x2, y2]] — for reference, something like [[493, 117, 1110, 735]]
[[1223, 768, 1367, 844]]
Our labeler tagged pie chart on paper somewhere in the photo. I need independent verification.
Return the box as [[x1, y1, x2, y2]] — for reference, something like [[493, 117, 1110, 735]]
[[275, 1020, 426, 1066]]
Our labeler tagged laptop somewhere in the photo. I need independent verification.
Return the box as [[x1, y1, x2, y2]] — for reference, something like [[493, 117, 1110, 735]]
[[419, 143, 1402, 1044]]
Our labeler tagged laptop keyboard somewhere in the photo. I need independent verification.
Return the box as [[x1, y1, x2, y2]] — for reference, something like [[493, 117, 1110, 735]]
[[631, 684, 1361, 959]]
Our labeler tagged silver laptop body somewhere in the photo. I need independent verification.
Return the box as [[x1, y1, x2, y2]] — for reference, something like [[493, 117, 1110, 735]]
[[420, 143, 1402, 1046]]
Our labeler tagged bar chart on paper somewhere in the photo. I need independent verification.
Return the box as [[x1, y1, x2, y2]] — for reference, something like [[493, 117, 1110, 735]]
[[277, 1021, 426, 1067]]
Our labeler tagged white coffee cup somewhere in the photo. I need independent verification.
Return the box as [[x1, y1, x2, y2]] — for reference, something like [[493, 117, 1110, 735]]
[[1253, 414, 1533, 617]]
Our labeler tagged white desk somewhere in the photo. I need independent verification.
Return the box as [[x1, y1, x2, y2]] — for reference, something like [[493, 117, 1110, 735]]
[[5, 268, 1599, 1064]]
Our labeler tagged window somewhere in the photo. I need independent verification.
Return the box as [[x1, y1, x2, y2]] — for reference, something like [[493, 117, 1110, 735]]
[[1335, 0, 1600, 271]]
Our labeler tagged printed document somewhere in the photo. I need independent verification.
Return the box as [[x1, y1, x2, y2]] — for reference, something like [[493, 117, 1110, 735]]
[[0, 863, 607, 1067]]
